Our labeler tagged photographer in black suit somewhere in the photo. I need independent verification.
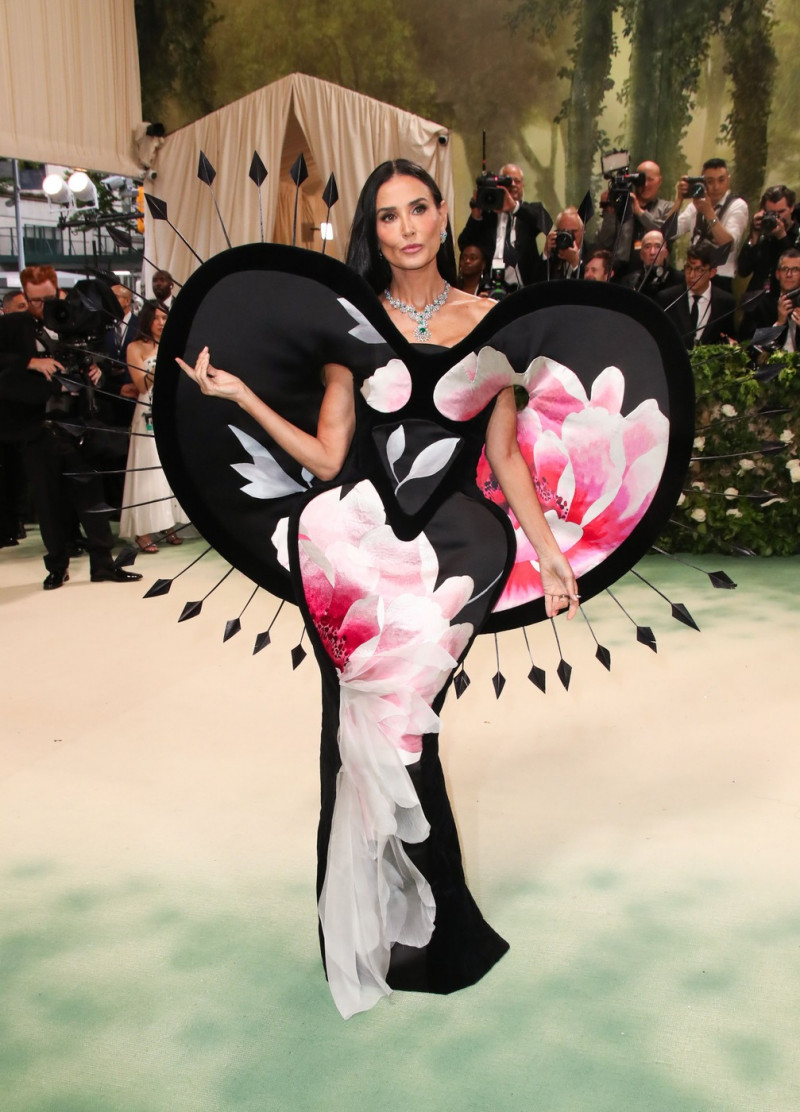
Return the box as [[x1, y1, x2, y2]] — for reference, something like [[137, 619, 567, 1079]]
[[740, 247, 800, 348], [457, 163, 549, 291], [543, 208, 585, 280], [0, 266, 142, 589], [655, 244, 737, 349], [737, 185, 800, 297]]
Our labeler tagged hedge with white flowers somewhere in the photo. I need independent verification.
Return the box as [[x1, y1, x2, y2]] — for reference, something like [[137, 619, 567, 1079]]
[[660, 346, 799, 556]]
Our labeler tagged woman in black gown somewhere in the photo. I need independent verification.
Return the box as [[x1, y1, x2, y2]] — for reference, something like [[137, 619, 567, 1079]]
[[178, 159, 579, 1018]]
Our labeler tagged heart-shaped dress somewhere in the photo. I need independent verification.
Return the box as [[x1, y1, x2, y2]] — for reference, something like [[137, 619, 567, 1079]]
[[154, 244, 693, 1017]]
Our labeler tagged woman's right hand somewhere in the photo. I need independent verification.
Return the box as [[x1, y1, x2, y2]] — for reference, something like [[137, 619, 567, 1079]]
[[176, 346, 248, 401]]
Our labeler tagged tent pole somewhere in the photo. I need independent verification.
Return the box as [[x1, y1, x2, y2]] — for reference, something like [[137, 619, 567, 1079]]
[[12, 159, 25, 271]]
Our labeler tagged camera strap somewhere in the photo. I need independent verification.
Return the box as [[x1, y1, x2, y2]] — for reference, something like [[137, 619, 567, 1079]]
[[693, 193, 738, 244]]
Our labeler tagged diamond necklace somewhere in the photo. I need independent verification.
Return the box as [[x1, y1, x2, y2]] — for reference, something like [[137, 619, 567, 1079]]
[[384, 282, 451, 343]]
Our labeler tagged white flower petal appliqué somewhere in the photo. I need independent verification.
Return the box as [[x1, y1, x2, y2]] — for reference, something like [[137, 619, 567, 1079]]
[[396, 438, 460, 490], [385, 425, 405, 483], [360, 358, 412, 413], [228, 425, 309, 499], [271, 516, 290, 569], [298, 480, 475, 1018], [434, 347, 516, 420], [338, 297, 386, 344]]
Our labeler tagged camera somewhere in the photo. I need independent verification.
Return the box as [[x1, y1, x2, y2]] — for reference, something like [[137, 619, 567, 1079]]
[[474, 172, 513, 213], [685, 176, 706, 199], [41, 280, 127, 458], [760, 211, 780, 233], [480, 267, 514, 301], [609, 170, 646, 193], [601, 149, 645, 193], [555, 229, 575, 252]]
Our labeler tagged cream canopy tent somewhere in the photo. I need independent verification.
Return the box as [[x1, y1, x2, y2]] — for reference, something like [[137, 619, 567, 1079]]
[[145, 73, 453, 281], [0, 0, 143, 176]]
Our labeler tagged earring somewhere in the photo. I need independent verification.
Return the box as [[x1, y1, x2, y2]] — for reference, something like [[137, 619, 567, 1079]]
[[440, 229, 448, 245]]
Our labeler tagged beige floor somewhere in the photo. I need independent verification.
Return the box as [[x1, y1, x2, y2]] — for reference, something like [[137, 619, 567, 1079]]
[[2, 533, 799, 1112]]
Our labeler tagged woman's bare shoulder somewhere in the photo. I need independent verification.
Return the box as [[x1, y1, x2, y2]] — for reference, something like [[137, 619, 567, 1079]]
[[448, 288, 496, 324]]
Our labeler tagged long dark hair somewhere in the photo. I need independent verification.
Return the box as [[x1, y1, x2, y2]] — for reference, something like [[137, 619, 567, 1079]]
[[346, 159, 457, 294], [136, 299, 168, 342]]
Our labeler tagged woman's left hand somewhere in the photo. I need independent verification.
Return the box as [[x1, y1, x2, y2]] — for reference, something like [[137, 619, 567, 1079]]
[[539, 550, 580, 620]]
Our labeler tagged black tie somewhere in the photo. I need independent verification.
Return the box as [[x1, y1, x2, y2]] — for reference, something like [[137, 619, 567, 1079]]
[[502, 214, 518, 267], [689, 295, 700, 339]]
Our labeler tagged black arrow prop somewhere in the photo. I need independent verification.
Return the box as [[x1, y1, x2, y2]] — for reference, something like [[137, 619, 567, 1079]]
[[144, 193, 204, 265], [630, 569, 700, 631], [521, 627, 546, 693], [178, 566, 235, 623], [606, 588, 657, 653], [549, 618, 572, 689], [249, 151, 268, 243], [143, 545, 213, 598], [650, 546, 738, 590], [223, 583, 259, 642], [321, 172, 338, 256], [197, 150, 232, 249], [453, 663, 471, 699], [253, 599, 285, 655], [289, 153, 308, 248], [579, 608, 611, 671]]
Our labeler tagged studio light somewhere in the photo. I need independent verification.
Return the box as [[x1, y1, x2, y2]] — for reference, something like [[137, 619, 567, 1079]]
[[42, 173, 70, 205], [320, 222, 334, 241], [68, 170, 98, 205]]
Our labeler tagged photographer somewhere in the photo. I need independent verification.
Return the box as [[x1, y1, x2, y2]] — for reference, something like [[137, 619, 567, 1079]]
[[543, 208, 584, 279], [596, 159, 673, 277], [618, 230, 678, 297], [740, 247, 800, 348], [0, 265, 142, 590], [673, 158, 749, 292], [457, 163, 549, 291], [737, 185, 800, 296]]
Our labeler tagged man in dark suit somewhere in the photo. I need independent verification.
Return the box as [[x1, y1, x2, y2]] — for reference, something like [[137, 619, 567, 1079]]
[[457, 163, 550, 290], [104, 284, 139, 366], [655, 244, 737, 349], [740, 247, 800, 347], [618, 230, 679, 298], [0, 265, 142, 589], [102, 283, 140, 426], [543, 207, 585, 280]]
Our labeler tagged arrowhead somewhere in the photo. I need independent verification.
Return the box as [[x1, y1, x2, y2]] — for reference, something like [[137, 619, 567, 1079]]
[[557, 659, 572, 690], [636, 625, 657, 652], [107, 225, 133, 250], [453, 669, 470, 699], [527, 664, 546, 693], [114, 545, 138, 569], [289, 153, 308, 187], [595, 645, 612, 670], [197, 150, 216, 186], [709, 570, 737, 589], [253, 630, 271, 654], [144, 194, 169, 221], [143, 577, 172, 598], [671, 603, 699, 631], [179, 600, 203, 622], [223, 618, 241, 642], [492, 671, 506, 699], [322, 172, 339, 208], [249, 151, 268, 187], [291, 644, 307, 670]]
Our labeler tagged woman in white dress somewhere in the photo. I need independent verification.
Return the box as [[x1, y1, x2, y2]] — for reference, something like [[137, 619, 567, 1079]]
[[119, 302, 183, 551]]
